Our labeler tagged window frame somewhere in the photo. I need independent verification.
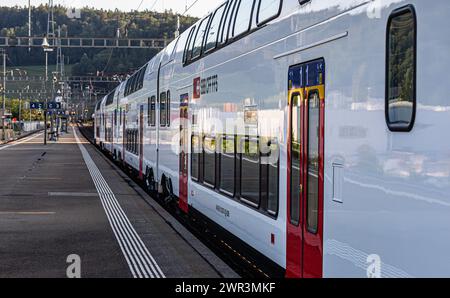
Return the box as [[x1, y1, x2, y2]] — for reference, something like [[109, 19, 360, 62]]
[[385, 4, 417, 132], [190, 15, 212, 62], [239, 136, 261, 208], [204, 2, 229, 54], [290, 92, 301, 226], [148, 96, 156, 127], [138, 67, 145, 90], [184, 26, 197, 64], [160, 91, 167, 127], [306, 89, 320, 235], [203, 135, 217, 188], [256, 0, 283, 26], [191, 134, 201, 182], [219, 135, 236, 197], [130, 74, 138, 94], [183, 27, 196, 64], [231, 0, 256, 40], [262, 138, 279, 217], [219, 0, 237, 46], [166, 90, 171, 127]]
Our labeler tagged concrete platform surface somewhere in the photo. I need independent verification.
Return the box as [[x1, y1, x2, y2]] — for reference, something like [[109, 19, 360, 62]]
[[0, 127, 237, 278]]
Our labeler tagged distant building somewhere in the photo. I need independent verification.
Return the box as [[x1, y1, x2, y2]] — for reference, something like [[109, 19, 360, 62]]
[[66, 8, 81, 19]]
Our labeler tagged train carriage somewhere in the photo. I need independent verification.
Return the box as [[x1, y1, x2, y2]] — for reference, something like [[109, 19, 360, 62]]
[[96, 0, 450, 277]]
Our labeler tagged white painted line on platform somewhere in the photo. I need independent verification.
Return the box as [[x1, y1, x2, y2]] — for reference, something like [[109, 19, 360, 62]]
[[0, 132, 44, 151], [73, 127, 165, 279], [0, 211, 55, 215], [48, 192, 99, 197]]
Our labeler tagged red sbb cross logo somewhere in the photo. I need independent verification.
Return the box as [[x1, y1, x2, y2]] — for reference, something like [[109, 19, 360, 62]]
[[193, 77, 201, 99]]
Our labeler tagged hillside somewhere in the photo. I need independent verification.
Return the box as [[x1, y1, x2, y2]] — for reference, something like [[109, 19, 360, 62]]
[[0, 5, 198, 75]]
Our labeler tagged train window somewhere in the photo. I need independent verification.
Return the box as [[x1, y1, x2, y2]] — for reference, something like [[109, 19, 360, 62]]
[[183, 27, 196, 64], [166, 91, 171, 127], [203, 136, 216, 187], [219, 0, 237, 45], [386, 6, 416, 132], [191, 16, 211, 60], [191, 134, 200, 181], [232, 0, 255, 38], [219, 135, 235, 196], [164, 38, 178, 62], [170, 37, 180, 60], [148, 96, 156, 126], [290, 93, 301, 225], [160, 92, 167, 126], [114, 109, 117, 126], [129, 74, 136, 94], [240, 137, 260, 207], [205, 3, 228, 53], [132, 130, 135, 153], [106, 90, 114, 106], [138, 68, 145, 90], [257, 0, 282, 25], [307, 91, 320, 234], [136, 129, 139, 154], [136, 70, 142, 91], [124, 82, 129, 97], [147, 97, 150, 126], [262, 139, 279, 216]]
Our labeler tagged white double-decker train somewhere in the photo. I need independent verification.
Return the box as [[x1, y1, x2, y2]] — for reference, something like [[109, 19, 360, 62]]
[[95, 0, 450, 277]]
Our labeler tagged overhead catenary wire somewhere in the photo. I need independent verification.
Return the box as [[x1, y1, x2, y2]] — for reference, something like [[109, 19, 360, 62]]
[[183, 0, 201, 16], [136, 0, 145, 11], [150, 0, 160, 11]]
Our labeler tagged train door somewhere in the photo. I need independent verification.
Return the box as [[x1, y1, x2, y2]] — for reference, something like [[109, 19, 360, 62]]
[[286, 59, 325, 278], [139, 105, 144, 180], [179, 94, 189, 213]]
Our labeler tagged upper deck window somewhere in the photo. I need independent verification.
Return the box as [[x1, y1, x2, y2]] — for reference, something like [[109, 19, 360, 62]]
[[232, 0, 256, 38], [204, 3, 228, 53], [191, 16, 211, 60], [386, 5, 416, 132], [184, 26, 196, 63], [219, 0, 237, 45], [164, 38, 178, 62], [257, 0, 282, 25]]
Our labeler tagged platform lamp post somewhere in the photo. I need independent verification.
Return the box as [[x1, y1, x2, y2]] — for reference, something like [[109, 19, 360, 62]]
[[42, 36, 53, 145], [18, 85, 30, 136]]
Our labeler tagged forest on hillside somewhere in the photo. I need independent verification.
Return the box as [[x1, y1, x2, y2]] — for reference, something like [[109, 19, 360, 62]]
[[0, 5, 198, 75]]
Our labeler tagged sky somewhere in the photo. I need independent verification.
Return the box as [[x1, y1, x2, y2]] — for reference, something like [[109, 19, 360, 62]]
[[1, 0, 224, 17]]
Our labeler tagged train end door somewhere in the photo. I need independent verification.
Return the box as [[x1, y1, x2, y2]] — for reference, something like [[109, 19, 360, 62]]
[[179, 94, 189, 213]]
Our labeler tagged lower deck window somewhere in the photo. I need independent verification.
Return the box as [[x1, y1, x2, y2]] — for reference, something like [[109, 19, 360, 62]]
[[203, 136, 216, 187], [263, 139, 279, 215], [240, 137, 260, 207], [125, 129, 139, 155], [220, 136, 235, 195], [160, 92, 167, 126], [191, 135, 201, 181]]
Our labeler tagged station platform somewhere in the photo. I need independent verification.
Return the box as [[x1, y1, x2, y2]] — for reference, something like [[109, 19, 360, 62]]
[[0, 126, 237, 278]]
